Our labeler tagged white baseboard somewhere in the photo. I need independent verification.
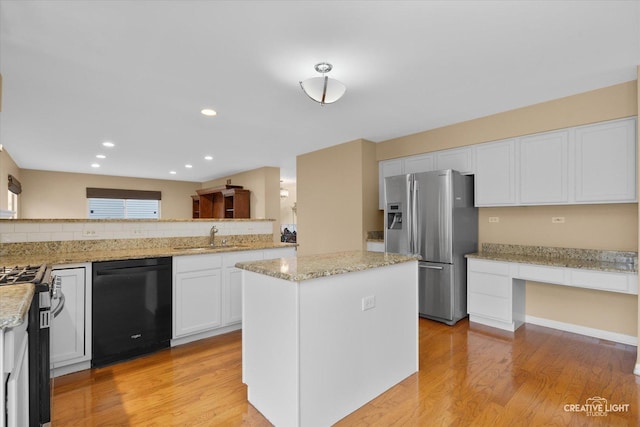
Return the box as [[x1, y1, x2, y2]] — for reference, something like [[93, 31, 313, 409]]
[[525, 315, 637, 346], [170, 323, 242, 347]]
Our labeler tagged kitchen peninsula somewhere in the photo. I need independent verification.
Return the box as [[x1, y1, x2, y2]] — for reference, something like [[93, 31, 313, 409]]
[[236, 251, 418, 427]]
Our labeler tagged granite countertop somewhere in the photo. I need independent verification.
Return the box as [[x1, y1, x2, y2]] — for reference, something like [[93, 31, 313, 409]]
[[235, 250, 417, 282], [0, 284, 35, 329], [466, 243, 637, 274], [1, 241, 297, 267], [0, 241, 296, 329]]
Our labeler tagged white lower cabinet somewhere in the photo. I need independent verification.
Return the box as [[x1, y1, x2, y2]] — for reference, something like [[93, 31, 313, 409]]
[[51, 264, 91, 376], [467, 259, 525, 331], [223, 250, 264, 326], [367, 241, 385, 252], [173, 247, 297, 344], [173, 254, 223, 338]]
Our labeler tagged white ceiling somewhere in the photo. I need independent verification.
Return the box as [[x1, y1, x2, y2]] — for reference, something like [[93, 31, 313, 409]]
[[1, 1, 638, 184]]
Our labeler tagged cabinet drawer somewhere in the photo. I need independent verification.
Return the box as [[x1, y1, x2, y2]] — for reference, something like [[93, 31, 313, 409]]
[[468, 271, 510, 298], [517, 264, 565, 284], [468, 259, 510, 276], [264, 247, 296, 260], [468, 292, 511, 322], [174, 254, 222, 273], [569, 270, 634, 293], [223, 250, 263, 267]]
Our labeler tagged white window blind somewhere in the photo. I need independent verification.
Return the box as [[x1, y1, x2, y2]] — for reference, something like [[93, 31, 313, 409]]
[[88, 198, 159, 219]]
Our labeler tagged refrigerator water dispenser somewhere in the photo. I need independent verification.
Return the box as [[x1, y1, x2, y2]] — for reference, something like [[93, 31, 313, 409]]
[[387, 204, 403, 230]]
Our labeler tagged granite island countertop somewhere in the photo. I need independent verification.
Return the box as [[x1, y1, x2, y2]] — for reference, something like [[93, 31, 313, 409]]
[[235, 250, 417, 282], [0, 284, 35, 329], [465, 243, 637, 274]]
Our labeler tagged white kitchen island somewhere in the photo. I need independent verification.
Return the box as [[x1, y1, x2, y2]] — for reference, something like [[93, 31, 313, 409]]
[[236, 251, 418, 427]]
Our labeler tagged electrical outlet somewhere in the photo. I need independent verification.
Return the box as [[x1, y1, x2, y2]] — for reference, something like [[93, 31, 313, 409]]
[[488, 217, 500, 223], [552, 217, 565, 224], [83, 229, 97, 237], [362, 295, 376, 311]]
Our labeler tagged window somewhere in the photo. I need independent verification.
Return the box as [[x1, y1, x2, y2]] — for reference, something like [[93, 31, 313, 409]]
[[88, 198, 160, 219], [7, 190, 17, 219], [86, 188, 161, 219]]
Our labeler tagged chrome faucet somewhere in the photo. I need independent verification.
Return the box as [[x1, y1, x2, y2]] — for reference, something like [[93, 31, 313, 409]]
[[209, 225, 218, 247]]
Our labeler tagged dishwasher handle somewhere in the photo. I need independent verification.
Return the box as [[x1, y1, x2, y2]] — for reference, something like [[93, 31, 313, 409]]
[[95, 264, 171, 276]]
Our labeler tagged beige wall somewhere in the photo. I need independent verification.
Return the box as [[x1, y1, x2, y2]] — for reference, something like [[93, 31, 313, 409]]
[[376, 80, 639, 338], [202, 166, 281, 241], [297, 139, 377, 256], [19, 169, 200, 219], [0, 148, 20, 212]]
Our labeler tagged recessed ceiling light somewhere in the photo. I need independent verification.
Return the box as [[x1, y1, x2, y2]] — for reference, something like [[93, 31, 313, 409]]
[[91, 163, 100, 168], [96, 154, 106, 159], [185, 164, 193, 168], [201, 109, 217, 117], [204, 155, 213, 160], [102, 141, 115, 148], [169, 171, 177, 175]]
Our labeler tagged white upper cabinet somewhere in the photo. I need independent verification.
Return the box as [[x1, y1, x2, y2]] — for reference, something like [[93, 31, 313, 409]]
[[519, 130, 569, 204], [378, 158, 404, 209], [379, 117, 636, 209], [403, 153, 435, 174], [574, 118, 637, 203], [435, 147, 474, 175], [474, 139, 517, 206]]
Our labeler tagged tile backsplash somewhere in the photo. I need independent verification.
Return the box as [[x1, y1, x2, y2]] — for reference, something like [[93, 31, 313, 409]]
[[0, 219, 274, 243]]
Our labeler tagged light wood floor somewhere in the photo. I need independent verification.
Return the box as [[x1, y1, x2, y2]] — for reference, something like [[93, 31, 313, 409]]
[[53, 318, 640, 426]]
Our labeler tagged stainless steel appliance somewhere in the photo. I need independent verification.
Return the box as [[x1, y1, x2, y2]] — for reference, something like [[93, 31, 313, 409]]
[[0, 264, 64, 427], [385, 169, 477, 325], [92, 257, 172, 367]]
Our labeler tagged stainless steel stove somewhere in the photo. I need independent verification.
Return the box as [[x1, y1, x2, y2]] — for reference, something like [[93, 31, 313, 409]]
[[0, 264, 49, 285], [1, 263, 64, 427]]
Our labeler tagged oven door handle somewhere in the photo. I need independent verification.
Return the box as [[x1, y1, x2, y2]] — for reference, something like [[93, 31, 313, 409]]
[[51, 292, 66, 318]]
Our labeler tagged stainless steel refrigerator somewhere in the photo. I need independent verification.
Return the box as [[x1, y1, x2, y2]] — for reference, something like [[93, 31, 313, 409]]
[[384, 169, 477, 325]]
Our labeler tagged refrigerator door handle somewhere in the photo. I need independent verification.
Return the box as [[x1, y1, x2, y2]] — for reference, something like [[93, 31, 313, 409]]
[[411, 178, 419, 255], [419, 265, 444, 270]]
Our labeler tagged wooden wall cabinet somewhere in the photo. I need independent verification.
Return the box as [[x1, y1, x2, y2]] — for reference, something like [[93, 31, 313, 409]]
[[194, 185, 250, 219]]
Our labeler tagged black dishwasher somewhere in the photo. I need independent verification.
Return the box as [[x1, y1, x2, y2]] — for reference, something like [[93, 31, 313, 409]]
[[92, 257, 172, 367]]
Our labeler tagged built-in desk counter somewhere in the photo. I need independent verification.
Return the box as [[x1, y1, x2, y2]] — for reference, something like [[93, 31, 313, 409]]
[[465, 244, 638, 334], [236, 251, 418, 427]]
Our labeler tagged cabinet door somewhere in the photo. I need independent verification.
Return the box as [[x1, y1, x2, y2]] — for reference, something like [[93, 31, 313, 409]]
[[574, 118, 637, 203], [378, 159, 404, 209], [435, 147, 474, 174], [474, 139, 517, 206], [519, 130, 569, 204], [222, 250, 264, 326], [51, 267, 87, 366], [174, 269, 222, 337], [404, 153, 435, 174], [263, 247, 296, 259]]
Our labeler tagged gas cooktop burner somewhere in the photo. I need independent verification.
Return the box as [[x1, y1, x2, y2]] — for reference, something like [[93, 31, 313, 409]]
[[0, 264, 48, 285]]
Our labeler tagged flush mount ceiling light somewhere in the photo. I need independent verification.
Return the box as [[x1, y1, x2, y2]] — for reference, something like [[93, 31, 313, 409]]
[[201, 108, 217, 117], [299, 62, 346, 105]]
